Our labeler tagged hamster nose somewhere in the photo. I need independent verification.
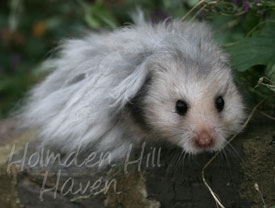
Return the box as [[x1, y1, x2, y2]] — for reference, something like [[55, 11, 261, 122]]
[[194, 129, 214, 148]]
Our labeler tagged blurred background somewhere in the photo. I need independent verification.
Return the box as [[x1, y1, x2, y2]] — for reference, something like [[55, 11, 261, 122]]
[[0, 0, 274, 118]]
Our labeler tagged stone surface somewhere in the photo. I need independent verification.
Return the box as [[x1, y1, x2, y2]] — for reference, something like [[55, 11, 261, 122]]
[[0, 119, 35, 208]]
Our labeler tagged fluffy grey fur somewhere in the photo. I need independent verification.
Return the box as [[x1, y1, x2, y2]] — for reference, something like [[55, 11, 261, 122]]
[[19, 20, 245, 162]]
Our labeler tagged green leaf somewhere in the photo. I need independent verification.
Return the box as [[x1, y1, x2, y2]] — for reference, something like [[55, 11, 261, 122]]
[[225, 22, 275, 72]]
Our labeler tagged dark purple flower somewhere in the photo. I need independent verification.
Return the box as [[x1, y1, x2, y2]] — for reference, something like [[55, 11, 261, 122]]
[[256, 0, 263, 14], [242, 0, 251, 13]]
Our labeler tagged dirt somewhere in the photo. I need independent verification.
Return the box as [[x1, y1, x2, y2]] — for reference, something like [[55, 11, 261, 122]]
[[240, 123, 275, 208]]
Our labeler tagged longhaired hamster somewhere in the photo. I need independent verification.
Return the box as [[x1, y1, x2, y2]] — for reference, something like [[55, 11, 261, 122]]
[[19, 19, 245, 163]]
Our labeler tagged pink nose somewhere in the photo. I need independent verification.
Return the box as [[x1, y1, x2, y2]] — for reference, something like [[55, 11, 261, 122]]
[[194, 129, 214, 148]]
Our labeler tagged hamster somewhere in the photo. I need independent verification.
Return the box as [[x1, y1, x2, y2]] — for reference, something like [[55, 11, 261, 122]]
[[19, 20, 245, 163]]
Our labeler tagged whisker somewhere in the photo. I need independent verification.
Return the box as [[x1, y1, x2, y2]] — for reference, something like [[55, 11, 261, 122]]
[[165, 148, 183, 175], [180, 151, 188, 167], [223, 140, 243, 162], [221, 149, 231, 171], [165, 131, 192, 141], [176, 150, 185, 167]]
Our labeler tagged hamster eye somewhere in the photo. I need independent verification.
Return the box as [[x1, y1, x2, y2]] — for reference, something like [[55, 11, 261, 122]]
[[176, 100, 188, 116], [215, 96, 224, 112]]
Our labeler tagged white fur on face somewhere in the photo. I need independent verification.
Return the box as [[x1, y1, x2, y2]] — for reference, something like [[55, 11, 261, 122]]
[[143, 54, 245, 154]]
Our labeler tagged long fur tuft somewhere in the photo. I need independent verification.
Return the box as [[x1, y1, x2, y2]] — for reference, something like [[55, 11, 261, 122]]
[[17, 19, 244, 163]]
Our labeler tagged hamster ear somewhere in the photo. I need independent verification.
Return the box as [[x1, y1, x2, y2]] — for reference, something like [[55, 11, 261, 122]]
[[110, 60, 150, 111]]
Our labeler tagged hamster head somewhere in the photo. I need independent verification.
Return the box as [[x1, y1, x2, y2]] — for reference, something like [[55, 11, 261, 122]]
[[130, 49, 245, 154]]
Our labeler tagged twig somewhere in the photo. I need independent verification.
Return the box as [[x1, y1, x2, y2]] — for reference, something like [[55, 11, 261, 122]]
[[181, 0, 208, 21], [254, 183, 267, 207], [258, 111, 275, 121], [190, 1, 218, 21]]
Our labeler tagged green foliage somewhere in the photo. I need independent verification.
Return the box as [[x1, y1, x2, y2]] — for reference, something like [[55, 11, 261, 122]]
[[226, 22, 275, 72], [0, 72, 40, 117]]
